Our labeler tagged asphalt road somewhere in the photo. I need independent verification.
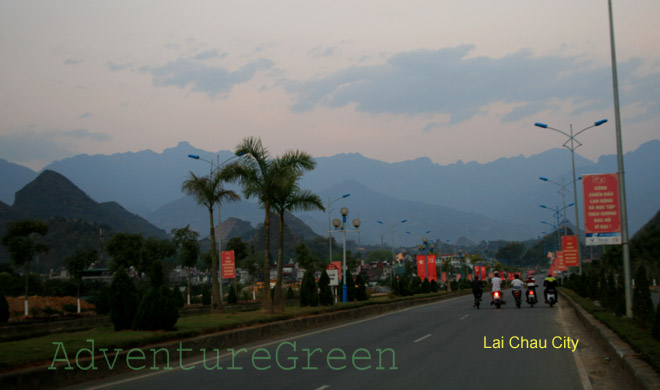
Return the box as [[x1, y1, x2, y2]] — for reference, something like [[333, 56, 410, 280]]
[[74, 291, 588, 390]]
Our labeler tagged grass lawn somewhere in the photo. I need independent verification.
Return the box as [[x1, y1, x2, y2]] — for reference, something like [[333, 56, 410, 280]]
[[0, 292, 447, 371]]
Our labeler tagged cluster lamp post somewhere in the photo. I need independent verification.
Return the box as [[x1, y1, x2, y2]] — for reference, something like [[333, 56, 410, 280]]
[[332, 208, 360, 302]]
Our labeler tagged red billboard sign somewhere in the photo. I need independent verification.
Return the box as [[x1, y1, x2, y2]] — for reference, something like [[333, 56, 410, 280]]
[[562, 235, 579, 267], [556, 251, 567, 271], [583, 173, 622, 245], [221, 251, 235, 279]]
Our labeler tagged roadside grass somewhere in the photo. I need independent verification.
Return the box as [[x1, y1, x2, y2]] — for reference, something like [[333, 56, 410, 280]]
[[0, 290, 460, 371], [561, 288, 660, 374]]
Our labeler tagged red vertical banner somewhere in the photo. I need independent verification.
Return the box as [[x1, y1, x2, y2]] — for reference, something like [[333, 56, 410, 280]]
[[508, 273, 514, 281], [456, 274, 461, 282], [468, 274, 473, 281], [221, 250, 236, 279], [428, 255, 437, 282], [441, 272, 447, 283], [488, 272, 494, 279], [331, 261, 342, 281], [474, 266, 480, 279], [562, 235, 579, 267], [583, 173, 622, 245], [416, 255, 427, 280], [481, 267, 487, 281]]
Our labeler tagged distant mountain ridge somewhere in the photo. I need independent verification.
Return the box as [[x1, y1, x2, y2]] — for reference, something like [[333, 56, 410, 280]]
[[2, 139, 659, 243]]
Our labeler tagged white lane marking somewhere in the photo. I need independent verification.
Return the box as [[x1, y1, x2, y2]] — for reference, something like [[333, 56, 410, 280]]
[[315, 386, 331, 390], [85, 296, 467, 389], [558, 304, 593, 390], [414, 334, 432, 343], [460, 314, 469, 320]]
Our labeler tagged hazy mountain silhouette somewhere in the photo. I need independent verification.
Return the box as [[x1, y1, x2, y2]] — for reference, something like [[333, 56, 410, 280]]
[[0, 158, 37, 205]]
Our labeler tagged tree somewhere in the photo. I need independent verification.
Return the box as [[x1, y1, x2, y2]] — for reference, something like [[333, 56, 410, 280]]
[[495, 241, 525, 263], [142, 237, 175, 275], [318, 270, 333, 306], [633, 265, 654, 328], [355, 274, 368, 301], [295, 242, 317, 273], [105, 233, 144, 271], [0, 295, 9, 323], [109, 268, 138, 331], [366, 249, 394, 263], [227, 284, 238, 304], [1, 219, 49, 316], [66, 248, 97, 313], [172, 225, 200, 306], [300, 269, 318, 307], [133, 261, 179, 331], [345, 270, 356, 302], [271, 171, 324, 312], [223, 136, 316, 314], [182, 171, 240, 313]]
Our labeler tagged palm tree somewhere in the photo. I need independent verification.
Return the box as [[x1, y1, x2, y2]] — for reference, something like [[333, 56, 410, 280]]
[[271, 172, 324, 312], [182, 172, 239, 313], [222, 136, 316, 313]]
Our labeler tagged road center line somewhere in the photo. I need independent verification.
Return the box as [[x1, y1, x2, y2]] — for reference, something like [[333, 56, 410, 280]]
[[460, 314, 469, 320], [414, 334, 432, 343], [315, 386, 330, 390]]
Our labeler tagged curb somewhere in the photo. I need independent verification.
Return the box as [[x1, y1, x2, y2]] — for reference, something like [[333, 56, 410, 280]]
[[562, 291, 660, 390], [0, 291, 469, 389]]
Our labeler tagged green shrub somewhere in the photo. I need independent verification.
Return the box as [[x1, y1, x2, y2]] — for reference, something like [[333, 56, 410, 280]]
[[355, 275, 368, 301], [421, 278, 431, 294], [430, 280, 439, 293], [94, 285, 111, 315], [287, 286, 295, 300], [62, 303, 78, 313], [109, 268, 138, 331], [133, 285, 179, 331], [346, 270, 356, 302], [410, 276, 422, 295], [300, 270, 318, 307], [227, 284, 238, 304], [318, 270, 333, 306], [42, 306, 60, 316], [0, 295, 9, 323], [173, 287, 185, 308], [201, 284, 211, 306], [633, 266, 655, 328]]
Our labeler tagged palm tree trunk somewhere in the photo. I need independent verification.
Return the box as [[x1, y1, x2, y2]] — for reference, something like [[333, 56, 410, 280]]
[[209, 208, 223, 313], [262, 202, 273, 313], [274, 212, 285, 313]]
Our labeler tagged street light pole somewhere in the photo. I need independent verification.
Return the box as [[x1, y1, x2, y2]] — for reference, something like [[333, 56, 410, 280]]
[[332, 208, 360, 302], [534, 119, 607, 276], [327, 194, 350, 264]]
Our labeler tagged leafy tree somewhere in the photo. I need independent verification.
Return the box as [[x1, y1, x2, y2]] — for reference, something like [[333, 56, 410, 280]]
[[271, 171, 324, 312], [1, 219, 49, 316], [65, 248, 97, 313], [355, 274, 368, 301], [201, 283, 211, 306], [653, 301, 660, 341], [287, 286, 295, 300], [366, 249, 394, 263], [495, 241, 525, 262], [142, 237, 175, 275], [109, 268, 138, 331], [227, 284, 238, 304], [172, 225, 200, 306], [94, 284, 111, 315], [300, 270, 318, 307], [133, 261, 179, 331], [430, 279, 439, 293], [410, 276, 422, 294], [0, 295, 9, 323], [295, 242, 317, 273], [106, 233, 144, 271], [421, 278, 431, 294], [182, 171, 240, 313], [222, 136, 317, 314], [633, 265, 654, 328], [318, 269, 333, 306]]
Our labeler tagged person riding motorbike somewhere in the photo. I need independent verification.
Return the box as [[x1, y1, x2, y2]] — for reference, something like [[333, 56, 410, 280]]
[[543, 273, 558, 303], [471, 275, 484, 307], [525, 274, 537, 300], [511, 274, 524, 301], [490, 272, 505, 305]]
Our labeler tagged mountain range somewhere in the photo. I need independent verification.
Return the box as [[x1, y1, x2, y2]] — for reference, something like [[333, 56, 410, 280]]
[[1, 139, 659, 246]]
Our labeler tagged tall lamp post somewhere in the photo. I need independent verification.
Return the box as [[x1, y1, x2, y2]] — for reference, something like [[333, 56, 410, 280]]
[[377, 219, 408, 262], [332, 208, 360, 302], [187, 151, 245, 304], [540, 220, 560, 253], [327, 194, 351, 264], [534, 119, 607, 275]]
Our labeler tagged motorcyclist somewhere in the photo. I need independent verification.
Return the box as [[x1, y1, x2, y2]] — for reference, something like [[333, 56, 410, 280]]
[[471, 275, 484, 307], [525, 274, 537, 300], [543, 272, 558, 303], [490, 272, 505, 305], [511, 274, 524, 301]]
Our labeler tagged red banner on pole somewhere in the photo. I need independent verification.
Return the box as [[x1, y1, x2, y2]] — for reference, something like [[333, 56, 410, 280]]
[[562, 235, 579, 267], [416, 255, 437, 282], [441, 272, 447, 283], [556, 251, 567, 271], [583, 173, 622, 245], [221, 250, 235, 279]]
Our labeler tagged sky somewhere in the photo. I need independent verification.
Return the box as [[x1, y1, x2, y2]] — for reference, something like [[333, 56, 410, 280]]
[[1, 0, 659, 171]]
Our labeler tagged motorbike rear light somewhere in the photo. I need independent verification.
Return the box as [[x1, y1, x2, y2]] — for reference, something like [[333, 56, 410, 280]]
[[494, 292, 499, 298], [530, 291, 534, 295]]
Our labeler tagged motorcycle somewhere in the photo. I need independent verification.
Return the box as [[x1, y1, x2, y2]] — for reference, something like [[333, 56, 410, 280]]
[[526, 289, 537, 308], [512, 289, 522, 308], [493, 290, 502, 309], [546, 289, 557, 308]]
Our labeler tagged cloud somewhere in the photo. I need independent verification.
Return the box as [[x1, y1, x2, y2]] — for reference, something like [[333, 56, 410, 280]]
[[79, 112, 92, 119], [0, 128, 111, 163], [285, 46, 660, 125], [106, 62, 133, 72], [308, 45, 338, 58], [193, 50, 226, 61], [64, 58, 84, 65], [150, 57, 274, 97]]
